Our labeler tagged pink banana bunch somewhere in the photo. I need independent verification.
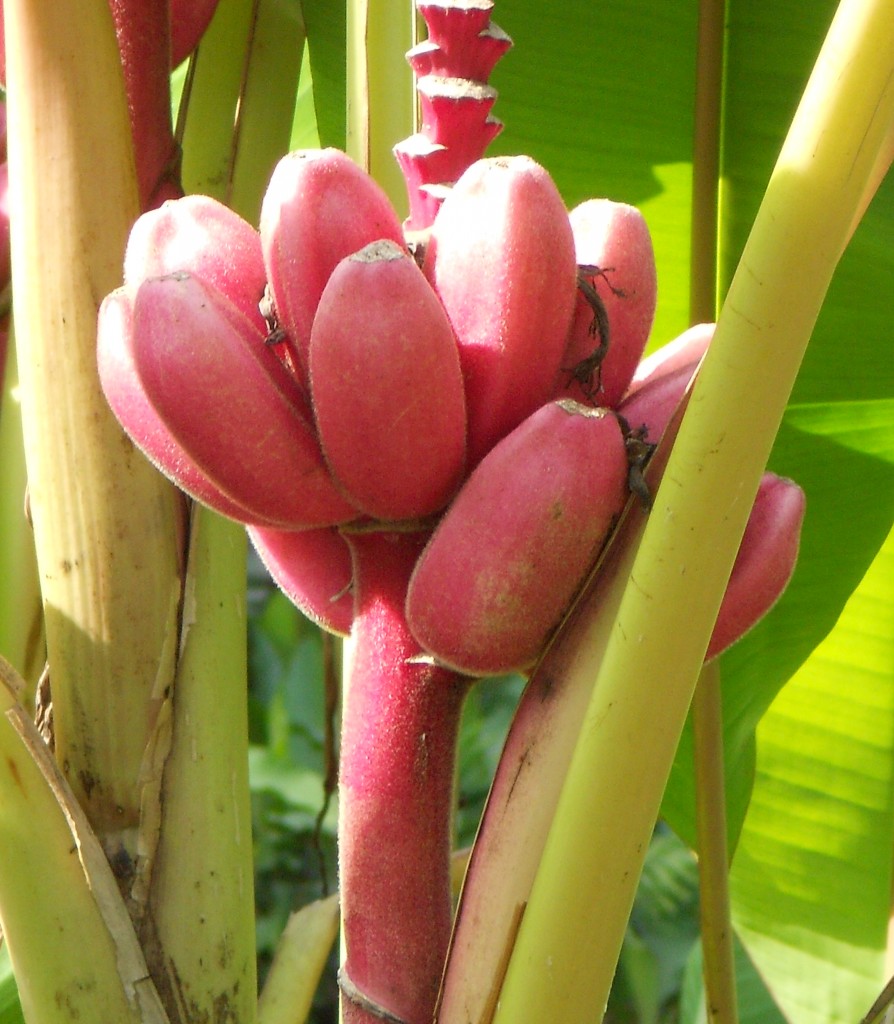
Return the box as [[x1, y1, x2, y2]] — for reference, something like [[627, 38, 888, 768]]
[[98, 142, 804, 1024], [98, 145, 803, 676]]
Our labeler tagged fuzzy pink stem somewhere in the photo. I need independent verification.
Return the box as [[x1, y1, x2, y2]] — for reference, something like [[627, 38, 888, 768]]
[[394, 0, 512, 231], [339, 530, 471, 1024], [108, 0, 182, 208]]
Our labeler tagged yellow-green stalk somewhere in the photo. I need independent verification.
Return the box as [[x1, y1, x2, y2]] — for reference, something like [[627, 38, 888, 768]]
[[492, 1, 894, 1020], [228, 0, 306, 221], [3, 0, 184, 853], [258, 894, 341, 1024], [140, 510, 256, 1023], [688, 0, 738, 1018], [0, 329, 44, 701], [346, 0, 416, 210], [0, 659, 167, 1024], [178, 0, 257, 200], [134, 1, 307, 1014]]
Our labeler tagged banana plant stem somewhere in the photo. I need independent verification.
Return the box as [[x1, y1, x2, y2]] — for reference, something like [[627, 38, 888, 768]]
[[339, 530, 471, 1024], [693, 661, 738, 1024], [688, 2, 738, 1018]]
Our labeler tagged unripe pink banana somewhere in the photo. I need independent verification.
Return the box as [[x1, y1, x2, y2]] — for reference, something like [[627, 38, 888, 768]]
[[554, 199, 657, 409], [260, 149, 406, 382], [406, 400, 629, 675], [309, 240, 467, 520], [626, 321, 714, 395], [123, 193, 267, 329], [127, 271, 359, 528], [423, 155, 578, 465], [98, 286, 272, 523], [248, 525, 355, 635], [707, 473, 805, 659]]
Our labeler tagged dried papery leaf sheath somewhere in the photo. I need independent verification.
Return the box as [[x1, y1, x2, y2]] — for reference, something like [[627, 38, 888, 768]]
[[0, 661, 168, 1024]]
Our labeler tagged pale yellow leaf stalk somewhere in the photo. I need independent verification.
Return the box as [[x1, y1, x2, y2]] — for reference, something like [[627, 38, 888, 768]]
[[256, 848, 470, 1023], [492, 1, 894, 1021], [3, 0, 184, 855], [0, 328, 44, 700], [258, 894, 340, 1024], [346, 0, 416, 211], [178, 0, 257, 202], [0, 659, 168, 1024], [139, 509, 257, 1023]]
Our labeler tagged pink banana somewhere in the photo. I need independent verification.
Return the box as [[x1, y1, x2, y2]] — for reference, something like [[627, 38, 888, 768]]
[[309, 240, 467, 520], [97, 286, 271, 523], [406, 400, 629, 675], [260, 149, 406, 384], [423, 155, 578, 465], [707, 473, 805, 659], [554, 199, 658, 408], [124, 272, 358, 528], [247, 525, 355, 636], [626, 321, 714, 394], [124, 194, 268, 329]]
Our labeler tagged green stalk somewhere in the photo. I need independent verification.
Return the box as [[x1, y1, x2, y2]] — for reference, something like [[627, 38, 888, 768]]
[[178, 0, 257, 200], [688, 1, 738, 1019], [0, 659, 167, 1024], [228, 0, 306, 221], [140, 510, 256, 1022], [346, 0, 416, 211], [0, 327, 43, 702], [693, 661, 737, 1024], [3, 0, 184, 855], [492, 1, 894, 1021], [137, 1, 307, 1015]]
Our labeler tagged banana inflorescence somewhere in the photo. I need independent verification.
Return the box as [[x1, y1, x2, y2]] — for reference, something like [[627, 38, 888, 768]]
[[98, 145, 803, 676]]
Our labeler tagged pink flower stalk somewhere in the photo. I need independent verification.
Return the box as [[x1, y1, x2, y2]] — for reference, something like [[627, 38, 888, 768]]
[[107, 0, 182, 208], [338, 531, 470, 1024], [394, 0, 512, 231], [98, 146, 804, 1024]]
